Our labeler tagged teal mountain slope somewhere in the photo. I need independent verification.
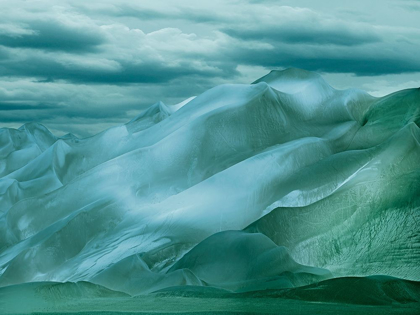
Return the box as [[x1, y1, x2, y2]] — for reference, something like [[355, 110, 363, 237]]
[[0, 69, 418, 304]]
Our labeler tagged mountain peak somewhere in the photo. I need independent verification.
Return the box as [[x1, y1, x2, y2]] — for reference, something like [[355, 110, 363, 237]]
[[253, 68, 332, 94]]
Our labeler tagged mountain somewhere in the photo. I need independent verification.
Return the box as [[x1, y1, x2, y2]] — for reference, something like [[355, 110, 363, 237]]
[[0, 68, 419, 313]]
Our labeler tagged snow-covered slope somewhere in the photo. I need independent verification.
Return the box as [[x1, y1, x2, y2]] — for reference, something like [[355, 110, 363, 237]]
[[0, 68, 419, 296]]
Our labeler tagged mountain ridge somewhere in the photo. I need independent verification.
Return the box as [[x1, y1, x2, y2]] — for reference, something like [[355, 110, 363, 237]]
[[0, 69, 419, 302]]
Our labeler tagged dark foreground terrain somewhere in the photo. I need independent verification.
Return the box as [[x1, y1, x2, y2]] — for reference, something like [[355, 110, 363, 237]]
[[1, 276, 419, 314]]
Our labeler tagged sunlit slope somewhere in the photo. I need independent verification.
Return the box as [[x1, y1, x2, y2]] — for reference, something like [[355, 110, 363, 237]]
[[0, 68, 418, 295]]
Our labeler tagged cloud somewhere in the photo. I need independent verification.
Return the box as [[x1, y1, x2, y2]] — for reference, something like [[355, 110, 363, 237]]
[[0, 101, 55, 111], [217, 6, 420, 75], [0, 73, 226, 137], [0, 51, 226, 84], [0, 17, 236, 84], [0, 5, 107, 53], [0, 20, 106, 52], [1, 0, 420, 136], [398, 0, 420, 11], [222, 7, 382, 46], [1, 2, 418, 84], [228, 41, 420, 75], [77, 2, 229, 24]]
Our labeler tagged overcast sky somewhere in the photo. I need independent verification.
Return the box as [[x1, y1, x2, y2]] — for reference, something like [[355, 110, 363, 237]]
[[1, 0, 420, 136]]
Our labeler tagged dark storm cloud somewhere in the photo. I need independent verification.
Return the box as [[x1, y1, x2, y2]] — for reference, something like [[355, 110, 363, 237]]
[[0, 101, 55, 111], [0, 2, 417, 84], [0, 55, 233, 84], [1, 0, 420, 136], [221, 7, 381, 47], [0, 14, 235, 85], [223, 27, 380, 46], [0, 94, 143, 123], [217, 5, 420, 75], [230, 45, 420, 76], [82, 3, 226, 24], [291, 58, 420, 76], [0, 20, 106, 52]]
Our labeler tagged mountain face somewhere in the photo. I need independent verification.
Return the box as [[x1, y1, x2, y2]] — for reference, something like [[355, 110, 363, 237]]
[[0, 68, 419, 298]]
